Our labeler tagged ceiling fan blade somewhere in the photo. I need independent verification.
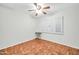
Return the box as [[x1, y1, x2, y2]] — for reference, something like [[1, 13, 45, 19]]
[[28, 10, 35, 11], [43, 6, 50, 9], [42, 11, 47, 14], [35, 13, 38, 16], [34, 3, 37, 7]]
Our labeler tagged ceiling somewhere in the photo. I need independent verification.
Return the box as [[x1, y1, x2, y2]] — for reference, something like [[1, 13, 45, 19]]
[[0, 3, 78, 17], [0, 3, 77, 10]]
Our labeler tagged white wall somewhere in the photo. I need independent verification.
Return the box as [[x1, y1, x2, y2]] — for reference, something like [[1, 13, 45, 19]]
[[0, 7, 37, 49], [39, 4, 79, 48]]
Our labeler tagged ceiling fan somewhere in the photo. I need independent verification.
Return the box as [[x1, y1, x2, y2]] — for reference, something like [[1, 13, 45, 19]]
[[28, 3, 50, 16]]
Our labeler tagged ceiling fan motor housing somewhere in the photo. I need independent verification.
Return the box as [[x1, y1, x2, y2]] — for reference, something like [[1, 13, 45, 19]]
[[37, 5, 41, 10]]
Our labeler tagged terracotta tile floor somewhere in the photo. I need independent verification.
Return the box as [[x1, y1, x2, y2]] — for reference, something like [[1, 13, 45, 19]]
[[0, 38, 79, 55]]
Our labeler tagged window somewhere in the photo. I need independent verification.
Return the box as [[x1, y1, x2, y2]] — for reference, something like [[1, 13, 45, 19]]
[[36, 16, 64, 35]]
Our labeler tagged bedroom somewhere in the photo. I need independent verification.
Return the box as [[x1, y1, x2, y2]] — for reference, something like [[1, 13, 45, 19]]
[[0, 3, 79, 55]]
